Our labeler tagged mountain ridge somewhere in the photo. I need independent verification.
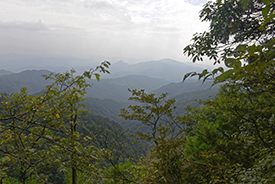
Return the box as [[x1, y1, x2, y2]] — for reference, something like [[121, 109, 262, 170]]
[[0, 69, 52, 94], [107, 58, 204, 82]]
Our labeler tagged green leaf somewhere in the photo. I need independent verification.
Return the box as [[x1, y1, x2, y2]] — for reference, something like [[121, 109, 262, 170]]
[[83, 71, 90, 77], [199, 69, 209, 80], [212, 67, 224, 75], [201, 69, 209, 76], [236, 44, 247, 53], [103, 63, 109, 68], [94, 73, 100, 81], [183, 72, 195, 82], [259, 18, 270, 31], [262, 5, 271, 18], [255, 45, 262, 52], [203, 74, 212, 83], [225, 58, 241, 69], [214, 69, 234, 84], [248, 45, 256, 56], [49, 90, 58, 96], [262, 0, 270, 5], [242, 0, 248, 9]]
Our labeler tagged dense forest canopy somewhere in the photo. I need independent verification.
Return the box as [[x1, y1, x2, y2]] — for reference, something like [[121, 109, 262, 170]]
[[0, 0, 274, 183]]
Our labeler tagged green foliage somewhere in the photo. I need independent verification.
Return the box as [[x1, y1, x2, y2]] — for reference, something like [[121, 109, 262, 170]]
[[147, 138, 188, 183], [0, 61, 111, 183], [118, 61, 275, 183], [111, 1, 275, 183], [183, 0, 275, 84], [179, 79, 275, 183], [104, 159, 156, 184], [77, 113, 149, 164], [120, 78, 275, 183], [179, 1, 275, 182], [120, 89, 191, 183], [1, 176, 43, 184], [120, 89, 179, 146]]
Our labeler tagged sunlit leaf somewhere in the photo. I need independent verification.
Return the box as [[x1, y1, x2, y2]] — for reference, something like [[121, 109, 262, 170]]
[[56, 114, 60, 119]]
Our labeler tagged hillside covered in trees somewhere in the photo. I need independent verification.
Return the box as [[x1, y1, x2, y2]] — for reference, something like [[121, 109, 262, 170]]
[[0, 0, 274, 183]]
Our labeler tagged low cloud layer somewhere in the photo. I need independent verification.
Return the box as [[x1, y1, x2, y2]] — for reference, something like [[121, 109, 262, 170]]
[[0, 21, 48, 31], [0, 0, 209, 64]]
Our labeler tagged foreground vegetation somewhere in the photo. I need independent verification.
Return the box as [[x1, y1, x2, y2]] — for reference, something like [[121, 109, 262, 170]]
[[0, 0, 274, 183]]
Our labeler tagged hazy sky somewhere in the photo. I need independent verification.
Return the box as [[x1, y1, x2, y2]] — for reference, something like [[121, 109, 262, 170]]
[[0, 0, 209, 64]]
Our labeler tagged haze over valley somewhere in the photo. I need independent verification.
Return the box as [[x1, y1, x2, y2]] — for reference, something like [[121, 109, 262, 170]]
[[0, 55, 219, 134]]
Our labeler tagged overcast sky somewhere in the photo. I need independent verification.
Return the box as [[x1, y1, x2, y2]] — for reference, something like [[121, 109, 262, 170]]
[[0, 0, 209, 64]]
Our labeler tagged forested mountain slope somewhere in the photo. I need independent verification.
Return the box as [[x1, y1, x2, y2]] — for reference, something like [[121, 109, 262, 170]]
[[84, 97, 128, 124], [150, 79, 219, 97], [0, 69, 52, 94], [174, 87, 219, 115], [0, 68, 220, 132], [107, 58, 204, 82], [78, 113, 149, 163], [85, 87, 220, 131], [86, 75, 170, 102]]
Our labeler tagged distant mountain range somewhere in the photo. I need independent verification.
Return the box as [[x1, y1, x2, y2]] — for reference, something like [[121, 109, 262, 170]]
[[107, 58, 203, 82], [87, 75, 170, 102], [0, 70, 52, 94], [150, 79, 218, 97], [84, 87, 220, 131], [0, 57, 220, 132], [0, 68, 218, 102], [0, 69, 13, 76], [0, 53, 205, 82]]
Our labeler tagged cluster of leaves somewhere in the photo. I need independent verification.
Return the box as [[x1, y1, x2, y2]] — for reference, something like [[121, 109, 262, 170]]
[[183, 0, 275, 84], [0, 176, 43, 184], [0, 61, 111, 183], [120, 89, 180, 146], [104, 159, 158, 184]]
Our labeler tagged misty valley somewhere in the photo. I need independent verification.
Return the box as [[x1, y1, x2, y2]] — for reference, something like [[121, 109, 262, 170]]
[[0, 0, 274, 183], [0, 48, 274, 184], [0, 57, 220, 183]]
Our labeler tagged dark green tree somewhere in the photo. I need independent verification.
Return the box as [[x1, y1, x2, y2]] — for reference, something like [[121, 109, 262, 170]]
[[180, 0, 275, 181], [181, 79, 275, 183]]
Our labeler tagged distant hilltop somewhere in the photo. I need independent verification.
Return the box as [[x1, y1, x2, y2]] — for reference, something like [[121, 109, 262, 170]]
[[108, 58, 204, 82], [0, 53, 205, 82]]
